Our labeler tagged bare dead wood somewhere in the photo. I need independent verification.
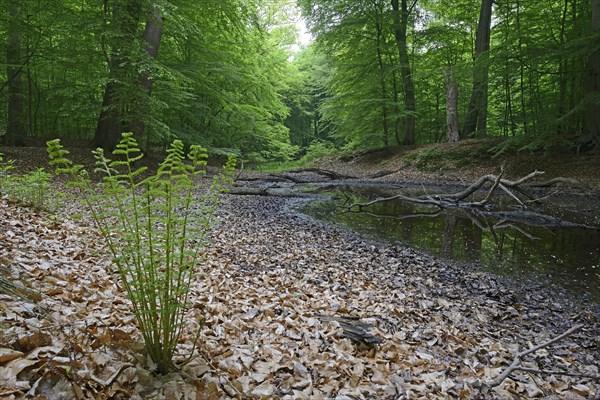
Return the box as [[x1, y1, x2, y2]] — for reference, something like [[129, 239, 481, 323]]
[[471, 165, 504, 207], [478, 324, 585, 391], [527, 177, 581, 187], [316, 314, 383, 347], [498, 183, 526, 207], [493, 222, 539, 240], [343, 169, 578, 214], [348, 194, 447, 211], [288, 168, 357, 180], [480, 210, 591, 228], [428, 170, 545, 202], [337, 209, 443, 221], [269, 173, 307, 183], [368, 169, 399, 179]]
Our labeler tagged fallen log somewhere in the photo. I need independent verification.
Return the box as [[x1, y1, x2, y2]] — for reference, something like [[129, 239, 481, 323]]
[[288, 168, 357, 180]]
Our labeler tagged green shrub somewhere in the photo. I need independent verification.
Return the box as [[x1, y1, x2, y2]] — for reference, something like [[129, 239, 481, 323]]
[[300, 140, 336, 163], [414, 147, 442, 167], [47, 133, 235, 374], [0, 154, 54, 210]]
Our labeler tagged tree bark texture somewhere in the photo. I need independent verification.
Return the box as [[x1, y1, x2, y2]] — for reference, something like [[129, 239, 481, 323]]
[[391, 0, 417, 145], [463, 0, 493, 138], [6, 0, 26, 146], [445, 69, 460, 142], [585, 0, 600, 146]]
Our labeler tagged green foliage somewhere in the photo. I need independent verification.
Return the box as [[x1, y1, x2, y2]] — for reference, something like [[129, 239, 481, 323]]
[[487, 134, 576, 158], [300, 140, 336, 163], [412, 147, 443, 168], [0, 154, 55, 210], [248, 160, 303, 173], [47, 133, 235, 374], [3, 0, 597, 157]]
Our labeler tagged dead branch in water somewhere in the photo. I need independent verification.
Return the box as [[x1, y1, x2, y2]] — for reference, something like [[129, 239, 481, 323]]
[[344, 169, 576, 212]]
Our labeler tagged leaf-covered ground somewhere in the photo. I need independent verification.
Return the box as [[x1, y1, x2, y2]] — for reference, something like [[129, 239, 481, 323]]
[[1, 188, 599, 399]]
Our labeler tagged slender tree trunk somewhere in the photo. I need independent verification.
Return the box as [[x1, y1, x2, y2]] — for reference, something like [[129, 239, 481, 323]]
[[557, 0, 569, 135], [6, 0, 26, 146], [374, 9, 389, 147], [463, 0, 493, 138], [585, 0, 600, 145], [128, 5, 164, 147], [445, 69, 460, 142], [516, 0, 528, 135], [391, 0, 417, 145], [387, 53, 402, 145], [94, 0, 142, 152]]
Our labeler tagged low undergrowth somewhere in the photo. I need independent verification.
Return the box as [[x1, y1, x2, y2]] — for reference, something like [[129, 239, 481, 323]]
[[47, 133, 235, 374]]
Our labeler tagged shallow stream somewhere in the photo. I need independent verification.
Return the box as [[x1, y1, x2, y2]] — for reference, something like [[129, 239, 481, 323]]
[[300, 186, 600, 303]]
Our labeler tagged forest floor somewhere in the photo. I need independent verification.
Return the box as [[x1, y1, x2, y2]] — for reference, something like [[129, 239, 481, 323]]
[[306, 138, 600, 192], [1, 140, 599, 399]]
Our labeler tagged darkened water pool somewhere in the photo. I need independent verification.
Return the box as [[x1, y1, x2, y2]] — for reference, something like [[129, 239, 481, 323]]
[[300, 187, 600, 303]]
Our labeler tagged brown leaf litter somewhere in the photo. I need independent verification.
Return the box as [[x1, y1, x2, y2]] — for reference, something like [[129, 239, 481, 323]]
[[0, 193, 599, 399]]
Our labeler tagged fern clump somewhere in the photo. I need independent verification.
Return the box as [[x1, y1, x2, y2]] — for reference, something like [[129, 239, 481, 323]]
[[0, 153, 55, 210], [47, 133, 235, 374]]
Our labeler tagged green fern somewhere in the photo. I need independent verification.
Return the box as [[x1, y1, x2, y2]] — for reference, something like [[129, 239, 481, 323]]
[[47, 133, 235, 374]]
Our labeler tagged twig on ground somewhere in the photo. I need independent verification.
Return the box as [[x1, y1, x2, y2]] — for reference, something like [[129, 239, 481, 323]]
[[478, 324, 585, 391]]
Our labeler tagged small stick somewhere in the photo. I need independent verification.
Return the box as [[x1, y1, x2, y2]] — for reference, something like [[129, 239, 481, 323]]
[[481, 324, 584, 390]]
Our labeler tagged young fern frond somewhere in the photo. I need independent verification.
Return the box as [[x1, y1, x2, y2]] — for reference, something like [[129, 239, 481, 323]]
[[47, 133, 235, 374]]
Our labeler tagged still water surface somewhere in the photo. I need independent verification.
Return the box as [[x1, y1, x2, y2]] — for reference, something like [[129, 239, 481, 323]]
[[301, 188, 600, 303]]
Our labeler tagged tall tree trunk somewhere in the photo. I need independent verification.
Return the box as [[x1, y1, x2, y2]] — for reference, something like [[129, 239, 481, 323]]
[[516, 0, 528, 136], [387, 53, 402, 145], [463, 0, 493, 138], [128, 5, 164, 147], [375, 23, 389, 146], [391, 0, 416, 145], [445, 69, 460, 142], [6, 0, 26, 146], [94, 0, 142, 152], [585, 0, 600, 146], [557, 0, 569, 135]]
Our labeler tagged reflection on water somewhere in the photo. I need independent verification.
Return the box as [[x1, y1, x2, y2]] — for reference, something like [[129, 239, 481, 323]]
[[301, 189, 600, 303]]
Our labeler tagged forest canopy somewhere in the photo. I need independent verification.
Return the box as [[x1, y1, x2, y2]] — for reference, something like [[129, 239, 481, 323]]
[[2, 0, 599, 160]]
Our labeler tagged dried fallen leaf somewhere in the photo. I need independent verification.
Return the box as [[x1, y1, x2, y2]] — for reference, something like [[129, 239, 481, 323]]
[[0, 348, 23, 363]]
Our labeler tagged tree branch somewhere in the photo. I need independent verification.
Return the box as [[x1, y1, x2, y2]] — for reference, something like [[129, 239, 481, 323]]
[[480, 324, 585, 390]]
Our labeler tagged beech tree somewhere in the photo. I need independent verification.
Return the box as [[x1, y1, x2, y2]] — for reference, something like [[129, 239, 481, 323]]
[[1, 0, 597, 156], [94, 0, 153, 151], [391, 0, 417, 145], [585, 0, 600, 147], [5, 0, 25, 146], [463, 0, 493, 138]]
